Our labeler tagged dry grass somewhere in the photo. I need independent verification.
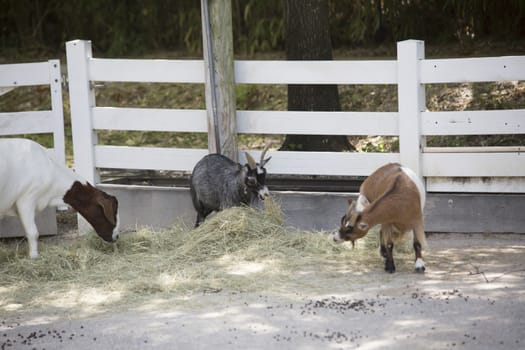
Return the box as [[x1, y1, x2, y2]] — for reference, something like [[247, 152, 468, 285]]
[[0, 198, 414, 316]]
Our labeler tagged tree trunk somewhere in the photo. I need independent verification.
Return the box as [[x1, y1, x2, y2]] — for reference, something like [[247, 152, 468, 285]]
[[280, 0, 353, 152]]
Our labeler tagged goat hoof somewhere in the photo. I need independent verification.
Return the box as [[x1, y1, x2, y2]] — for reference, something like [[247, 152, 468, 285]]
[[384, 262, 395, 273], [414, 258, 425, 273]]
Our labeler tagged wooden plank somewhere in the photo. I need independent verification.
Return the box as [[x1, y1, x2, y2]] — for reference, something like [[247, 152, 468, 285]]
[[66, 40, 98, 184], [427, 177, 525, 193], [424, 146, 524, 153], [0, 62, 50, 87], [397, 40, 425, 178], [89, 58, 205, 83], [95, 146, 398, 176], [422, 110, 525, 135], [422, 152, 525, 177], [237, 110, 399, 135], [238, 150, 399, 176], [48, 59, 66, 165], [235, 60, 398, 84], [94, 145, 208, 171], [0, 87, 15, 96], [201, 0, 238, 159], [421, 56, 525, 83], [92, 107, 207, 132], [0, 111, 55, 135]]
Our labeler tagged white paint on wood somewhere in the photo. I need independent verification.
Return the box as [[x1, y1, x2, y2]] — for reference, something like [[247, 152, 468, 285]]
[[235, 60, 398, 84], [422, 110, 525, 135], [64, 39, 525, 194], [422, 152, 524, 177], [92, 107, 207, 132], [239, 151, 399, 176], [424, 146, 524, 153], [0, 62, 50, 86], [0, 59, 67, 238], [0, 111, 54, 134], [397, 40, 425, 179], [89, 58, 205, 83], [49, 60, 66, 165], [94, 145, 208, 171], [0, 60, 65, 165], [427, 177, 525, 193], [66, 40, 98, 184], [422, 56, 525, 83], [237, 110, 399, 135]]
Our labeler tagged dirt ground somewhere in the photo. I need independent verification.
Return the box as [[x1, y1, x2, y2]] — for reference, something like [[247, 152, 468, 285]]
[[1, 232, 524, 350]]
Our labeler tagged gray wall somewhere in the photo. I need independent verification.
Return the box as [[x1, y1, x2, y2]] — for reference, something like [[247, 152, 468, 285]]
[[2, 185, 524, 238], [101, 185, 525, 234], [0, 207, 57, 238]]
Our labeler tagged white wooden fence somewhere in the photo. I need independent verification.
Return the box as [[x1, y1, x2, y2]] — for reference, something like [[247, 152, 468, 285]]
[[0, 60, 65, 163], [66, 39, 525, 193], [0, 60, 65, 237]]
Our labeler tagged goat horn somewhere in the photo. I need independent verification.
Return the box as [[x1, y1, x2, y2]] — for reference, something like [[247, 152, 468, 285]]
[[245, 152, 257, 169], [259, 143, 271, 164], [349, 212, 359, 226]]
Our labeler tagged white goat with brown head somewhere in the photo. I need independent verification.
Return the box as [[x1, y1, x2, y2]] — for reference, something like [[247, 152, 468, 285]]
[[334, 163, 427, 273], [0, 138, 119, 258]]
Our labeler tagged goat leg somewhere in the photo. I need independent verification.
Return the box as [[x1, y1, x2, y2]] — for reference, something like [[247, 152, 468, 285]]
[[413, 222, 426, 273], [16, 200, 39, 259], [382, 242, 395, 273], [413, 240, 426, 273]]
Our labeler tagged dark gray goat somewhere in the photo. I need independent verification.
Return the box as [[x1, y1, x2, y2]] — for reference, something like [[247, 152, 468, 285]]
[[189, 146, 271, 227]]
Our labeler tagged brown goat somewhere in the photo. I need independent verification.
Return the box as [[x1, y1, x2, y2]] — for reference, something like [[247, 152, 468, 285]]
[[334, 163, 427, 273]]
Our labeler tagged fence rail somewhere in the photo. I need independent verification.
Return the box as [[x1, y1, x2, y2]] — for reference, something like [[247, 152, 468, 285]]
[[66, 39, 525, 193], [0, 60, 66, 237], [0, 60, 65, 164]]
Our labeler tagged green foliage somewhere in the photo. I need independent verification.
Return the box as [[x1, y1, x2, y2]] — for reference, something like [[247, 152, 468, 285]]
[[1, 0, 524, 59]]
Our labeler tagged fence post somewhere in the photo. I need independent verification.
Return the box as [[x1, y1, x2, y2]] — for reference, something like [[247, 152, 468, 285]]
[[48, 59, 66, 166], [66, 40, 98, 184], [201, 0, 238, 161], [66, 40, 99, 234], [397, 40, 426, 180]]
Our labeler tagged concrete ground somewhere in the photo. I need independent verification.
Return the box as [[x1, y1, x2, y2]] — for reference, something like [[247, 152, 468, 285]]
[[1, 233, 524, 350]]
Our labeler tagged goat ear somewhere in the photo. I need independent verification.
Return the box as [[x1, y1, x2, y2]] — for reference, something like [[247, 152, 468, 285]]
[[357, 222, 369, 231], [97, 197, 116, 226]]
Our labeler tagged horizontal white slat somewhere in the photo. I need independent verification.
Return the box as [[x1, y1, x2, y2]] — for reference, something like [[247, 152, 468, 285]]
[[94, 145, 208, 171], [235, 60, 398, 84], [427, 177, 525, 193], [424, 146, 524, 153], [239, 150, 399, 176], [0, 87, 15, 96], [89, 58, 205, 83], [92, 107, 207, 132], [94, 146, 399, 176], [422, 110, 525, 135], [0, 111, 55, 135], [0, 62, 51, 87], [237, 110, 399, 135], [421, 56, 525, 83], [422, 152, 525, 177]]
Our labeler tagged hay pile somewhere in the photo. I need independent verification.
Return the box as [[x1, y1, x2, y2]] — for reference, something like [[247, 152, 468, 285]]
[[0, 197, 412, 314]]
